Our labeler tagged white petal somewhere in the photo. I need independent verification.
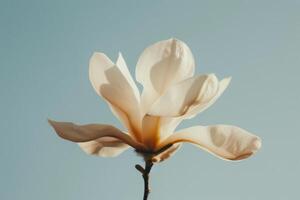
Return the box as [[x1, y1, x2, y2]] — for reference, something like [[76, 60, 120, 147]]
[[148, 77, 231, 142], [48, 120, 146, 150], [141, 116, 183, 150], [136, 38, 195, 112], [78, 137, 130, 157], [159, 125, 261, 161], [89, 53, 142, 141], [185, 77, 231, 119], [152, 143, 182, 163], [116, 52, 140, 101], [141, 77, 232, 150], [89, 53, 114, 97], [158, 117, 183, 141], [148, 74, 218, 117]]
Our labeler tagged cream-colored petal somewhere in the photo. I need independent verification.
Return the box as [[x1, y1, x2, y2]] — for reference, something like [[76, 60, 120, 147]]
[[89, 53, 114, 97], [148, 74, 218, 117], [147, 77, 231, 143], [89, 53, 142, 141], [136, 38, 195, 113], [48, 120, 146, 150], [141, 115, 161, 149], [78, 137, 130, 157], [157, 117, 183, 141], [185, 77, 231, 119], [143, 74, 220, 145], [116, 52, 140, 101], [152, 143, 182, 163], [141, 116, 182, 150], [159, 125, 261, 161]]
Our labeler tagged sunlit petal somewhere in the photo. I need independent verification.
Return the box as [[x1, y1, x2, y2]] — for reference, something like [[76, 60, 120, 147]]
[[89, 53, 142, 141], [184, 77, 231, 119], [159, 125, 261, 160], [141, 115, 161, 149], [78, 137, 130, 157], [116, 52, 140, 101], [144, 77, 230, 145], [48, 120, 146, 150], [136, 38, 195, 112], [148, 74, 218, 117], [141, 115, 182, 149]]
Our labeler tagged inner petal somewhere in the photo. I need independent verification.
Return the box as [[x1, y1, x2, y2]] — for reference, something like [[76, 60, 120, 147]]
[[147, 74, 218, 117]]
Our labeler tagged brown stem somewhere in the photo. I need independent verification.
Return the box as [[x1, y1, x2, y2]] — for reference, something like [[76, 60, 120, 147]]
[[135, 160, 154, 200], [143, 160, 153, 200]]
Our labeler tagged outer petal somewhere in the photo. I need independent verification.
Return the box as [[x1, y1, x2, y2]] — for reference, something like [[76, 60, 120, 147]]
[[48, 120, 146, 151], [89, 53, 114, 97], [78, 137, 130, 157], [148, 74, 218, 117], [136, 38, 195, 112], [89, 53, 142, 141], [159, 125, 261, 160], [116, 52, 140, 101]]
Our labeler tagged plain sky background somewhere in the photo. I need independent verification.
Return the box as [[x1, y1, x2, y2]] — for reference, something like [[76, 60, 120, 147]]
[[1, 0, 299, 199]]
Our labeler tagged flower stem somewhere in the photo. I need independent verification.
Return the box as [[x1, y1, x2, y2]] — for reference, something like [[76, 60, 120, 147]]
[[143, 160, 153, 200], [134, 145, 173, 199], [135, 160, 154, 200]]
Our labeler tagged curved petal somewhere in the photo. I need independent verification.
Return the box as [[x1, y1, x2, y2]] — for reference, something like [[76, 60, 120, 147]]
[[141, 115, 161, 149], [148, 74, 218, 117], [143, 77, 231, 146], [136, 38, 195, 112], [116, 52, 140, 101], [152, 143, 182, 163], [142, 77, 230, 146], [157, 117, 183, 141], [141, 116, 182, 149], [89, 53, 142, 141], [184, 77, 231, 119], [78, 137, 130, 157], [48, 120, 146, 151], [89, 53, 114, 97], [159, 125, 261, 161]]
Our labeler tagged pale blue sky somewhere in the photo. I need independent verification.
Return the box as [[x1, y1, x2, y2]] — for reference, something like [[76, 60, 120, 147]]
[[1, 0, 299, 199]]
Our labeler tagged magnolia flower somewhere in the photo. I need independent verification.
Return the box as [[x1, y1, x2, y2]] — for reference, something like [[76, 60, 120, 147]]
[[49, 38, 261, 162], [49, 38, 261, 199]]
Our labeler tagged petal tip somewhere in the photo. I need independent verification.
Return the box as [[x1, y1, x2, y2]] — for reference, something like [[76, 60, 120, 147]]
[[165, 38, 187, 47], [225, 76, 232, 83], [47, 119, 56, 127], [168, 37, 179, 41], [47, 119, 63, 133], [90, 52, 111, 63], [91, 52, 103, 56], [208, 73, 218, 81], [219, 76, 232, 90], [253, 137, 262, 151], [48, 119, 64, 137], [117, 51, 123, 58], [91, 52, 100, 59]]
